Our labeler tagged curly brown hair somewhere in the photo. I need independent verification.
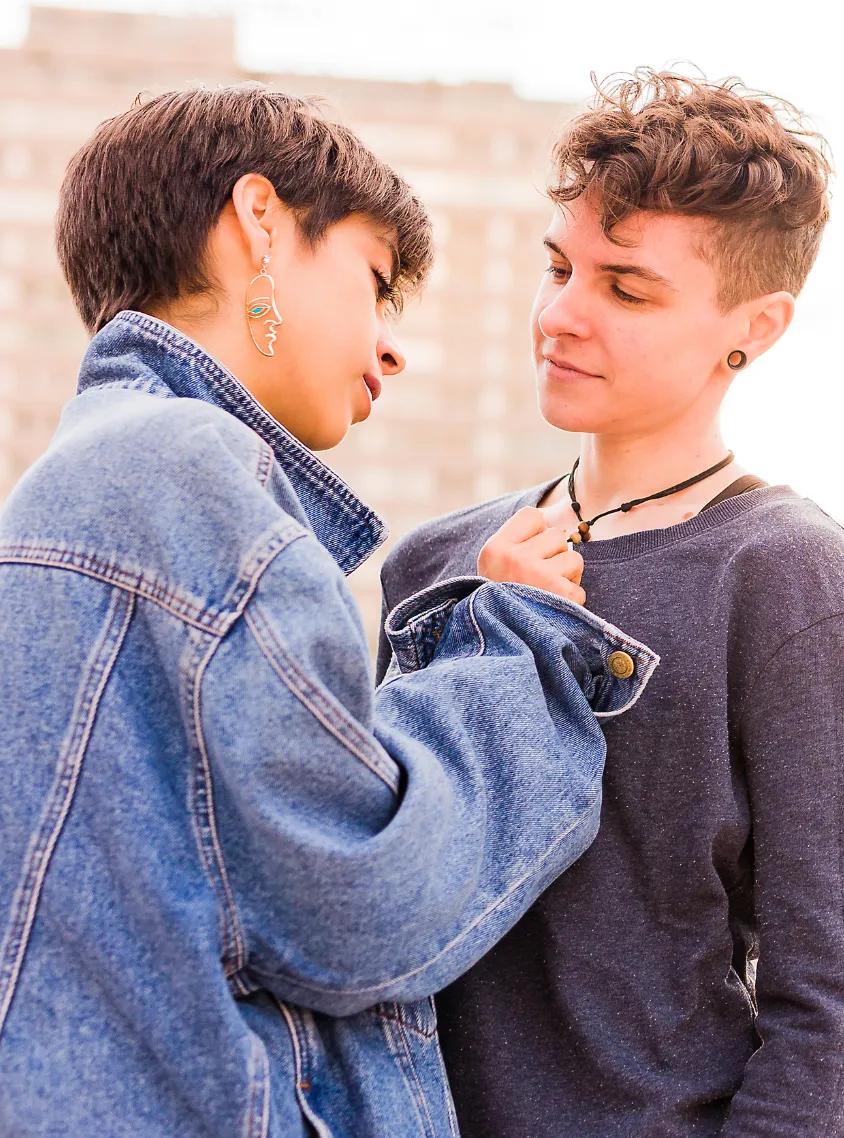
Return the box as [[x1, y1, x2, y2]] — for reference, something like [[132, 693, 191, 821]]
[[56, 84, 434, 333], [549, 70, 832, 310]]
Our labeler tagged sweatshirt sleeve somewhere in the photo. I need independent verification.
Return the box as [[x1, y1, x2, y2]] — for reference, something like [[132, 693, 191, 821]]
[[724, 614, 844, 1135]]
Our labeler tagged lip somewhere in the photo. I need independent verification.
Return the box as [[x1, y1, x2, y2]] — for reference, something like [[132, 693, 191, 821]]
[[363, 373, 382, 402], [543, 355, 601, 380]]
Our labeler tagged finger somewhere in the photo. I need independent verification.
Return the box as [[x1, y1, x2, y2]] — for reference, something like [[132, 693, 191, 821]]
[[520, 526, 573, 561], [490, 506, 548, 545], [532, 573, 587, 606], [568, 582, 587, 606], [544, 549, 585, 585]]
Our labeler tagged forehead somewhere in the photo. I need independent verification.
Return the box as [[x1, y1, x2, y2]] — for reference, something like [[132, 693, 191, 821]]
[[330, 215, 397, 265], [547, 198, 714, 279]]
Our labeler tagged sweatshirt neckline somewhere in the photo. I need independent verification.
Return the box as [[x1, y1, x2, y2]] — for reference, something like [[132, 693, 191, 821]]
[[524, 480, 800, 562]]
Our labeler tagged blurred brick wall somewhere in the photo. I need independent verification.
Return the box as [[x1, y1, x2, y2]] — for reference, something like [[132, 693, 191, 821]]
[[0, 5, 579, 648]]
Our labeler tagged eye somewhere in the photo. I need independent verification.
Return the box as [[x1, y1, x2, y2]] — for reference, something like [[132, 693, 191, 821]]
[[248, 301, 271, 318], [611, 283, 647, 305], [546, 264, 571, 283], [373, 268, 396, 305]]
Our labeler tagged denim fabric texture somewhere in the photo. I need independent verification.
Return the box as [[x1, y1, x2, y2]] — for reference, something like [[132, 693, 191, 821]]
[[0, 312, 657, 1138]]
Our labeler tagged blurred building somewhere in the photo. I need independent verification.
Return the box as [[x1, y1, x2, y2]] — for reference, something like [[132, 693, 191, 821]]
[[0, 4, 579, 645]]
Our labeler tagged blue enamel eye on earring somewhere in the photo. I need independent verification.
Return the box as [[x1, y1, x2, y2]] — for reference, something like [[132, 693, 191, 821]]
[[246, 254, 283, 357]]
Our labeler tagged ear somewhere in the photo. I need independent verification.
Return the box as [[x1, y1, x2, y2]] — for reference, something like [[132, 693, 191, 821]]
[[737, 291, 795, 363], [230, 173, 277, 266]]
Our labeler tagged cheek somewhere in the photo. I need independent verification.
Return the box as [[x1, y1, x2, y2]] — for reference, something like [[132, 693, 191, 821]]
[[607, 309, 710, 377], [608, 314, 724, 423], [286, 281, 373, 377]]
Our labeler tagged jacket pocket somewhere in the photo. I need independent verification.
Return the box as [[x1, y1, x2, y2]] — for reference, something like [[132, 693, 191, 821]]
[[370, 998, 457, 1138], [370, 997, 438, 1039], [370, 996, 436, 1042]]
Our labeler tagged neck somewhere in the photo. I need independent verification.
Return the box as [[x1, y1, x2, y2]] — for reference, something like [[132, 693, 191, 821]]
[[146, 301, 252, 383], [574, 416, 730, 520]]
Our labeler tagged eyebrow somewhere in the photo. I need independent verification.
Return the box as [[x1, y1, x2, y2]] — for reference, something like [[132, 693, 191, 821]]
[[375, 233, 400, 284], [543, 238, 678, 292], [386, 241, 400, 283]]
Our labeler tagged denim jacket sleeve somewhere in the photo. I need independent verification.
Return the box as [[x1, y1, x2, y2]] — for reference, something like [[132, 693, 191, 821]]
[[199, 531, 658, 1016]]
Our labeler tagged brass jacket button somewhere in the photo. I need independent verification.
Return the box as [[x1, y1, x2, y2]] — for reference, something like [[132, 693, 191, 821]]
[[608, 650, 635, 679]]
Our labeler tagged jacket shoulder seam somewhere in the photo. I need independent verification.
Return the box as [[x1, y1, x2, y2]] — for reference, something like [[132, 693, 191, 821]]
[[0, 546, 223, 632], [0, 519, 308, 636]]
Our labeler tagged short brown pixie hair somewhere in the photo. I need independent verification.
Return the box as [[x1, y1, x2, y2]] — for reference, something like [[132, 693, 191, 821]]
[[550, 70, 832, 310], [56, 84, 434, 333]]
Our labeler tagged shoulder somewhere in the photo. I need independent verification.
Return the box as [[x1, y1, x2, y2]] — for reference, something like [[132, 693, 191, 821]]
[[728, 490, 844, 568], [69, 387, 268, 479], [1, 387, 282, 573], [721, 489, 844, 640], [20, 387, 275, 523], [382, 482, 555, 609]]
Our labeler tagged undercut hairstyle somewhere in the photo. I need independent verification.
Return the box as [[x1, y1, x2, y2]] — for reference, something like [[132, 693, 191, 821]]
[[56, 84, 434, 332], [549, 69, 832, 310]]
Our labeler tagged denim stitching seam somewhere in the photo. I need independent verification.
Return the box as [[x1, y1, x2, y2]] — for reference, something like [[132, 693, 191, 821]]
[[0, 588, 135, 1040], [273, 795, 599, 1001], [505, 582, 657, 663], [255, 441, 274, 490], [466, 589, 487, 656], [274, 999, 335, 1138], [217, 525, 310, 621], [0, 522, 308, 639], [243, 1032, 271, 1138], [189, 632, 246, 979], [376, 1008, 437, 1138], [371, 1004, 437, 1039], [0, 546, 220, 632], [244, 603, 400, 794], [430, 1020, 460, 1138]]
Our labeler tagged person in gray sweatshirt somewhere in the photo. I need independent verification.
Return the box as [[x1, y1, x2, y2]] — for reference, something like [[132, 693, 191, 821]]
[[377, 70, 841, 1136]]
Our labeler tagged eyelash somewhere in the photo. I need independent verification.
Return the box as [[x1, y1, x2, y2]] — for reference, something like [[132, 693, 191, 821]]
[[545, 265, 646, 306], [373, 269, 396, 305]]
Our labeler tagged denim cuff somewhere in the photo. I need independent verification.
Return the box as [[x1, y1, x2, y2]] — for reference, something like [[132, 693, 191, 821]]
[[383, 575, 484, 676], [500, 583, 660, 718], [383, 577, 659, 718]]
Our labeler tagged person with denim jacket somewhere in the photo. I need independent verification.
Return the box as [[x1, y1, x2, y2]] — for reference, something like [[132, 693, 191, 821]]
[[378, 73, 843, 1136], [0, 86, 658, 1137]]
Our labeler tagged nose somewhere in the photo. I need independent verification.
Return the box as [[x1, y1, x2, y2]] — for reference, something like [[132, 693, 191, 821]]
[[376, 320, 406, 377], [535, 278, 591, 341]]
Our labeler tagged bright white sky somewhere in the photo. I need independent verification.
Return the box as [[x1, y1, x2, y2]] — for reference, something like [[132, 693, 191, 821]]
[[2, 0, 842, 515]]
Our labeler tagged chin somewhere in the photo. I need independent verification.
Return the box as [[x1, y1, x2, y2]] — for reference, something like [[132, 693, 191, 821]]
[[537, 388, 607, 435], [310, 427, 350, 452], [289, 416, 349, 452]]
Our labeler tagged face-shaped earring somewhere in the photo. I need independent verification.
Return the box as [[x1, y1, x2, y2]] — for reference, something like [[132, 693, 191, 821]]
[[246, 255, 283, 357]]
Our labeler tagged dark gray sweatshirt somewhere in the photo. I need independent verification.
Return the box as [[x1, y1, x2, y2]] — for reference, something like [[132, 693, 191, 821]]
[[377, 482, 844, 1137]]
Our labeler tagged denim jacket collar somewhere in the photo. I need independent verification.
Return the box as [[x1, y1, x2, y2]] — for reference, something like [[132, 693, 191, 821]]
[[76, 310, 388, 574]]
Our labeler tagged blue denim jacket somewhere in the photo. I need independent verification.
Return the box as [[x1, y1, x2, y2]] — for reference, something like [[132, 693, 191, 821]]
[[0, 312, 658, 1138]]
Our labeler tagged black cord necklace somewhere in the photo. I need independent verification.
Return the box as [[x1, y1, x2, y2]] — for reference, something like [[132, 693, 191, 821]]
[[567, 451, 735, 544]]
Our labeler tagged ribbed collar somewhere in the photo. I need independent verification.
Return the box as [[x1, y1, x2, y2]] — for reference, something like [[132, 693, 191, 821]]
[[76, 311, 387, 575], [523, 478, 799, 562]]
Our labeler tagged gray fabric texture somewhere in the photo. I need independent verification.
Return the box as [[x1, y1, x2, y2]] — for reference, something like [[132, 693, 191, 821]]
[[377, 482, 844, 1137]]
